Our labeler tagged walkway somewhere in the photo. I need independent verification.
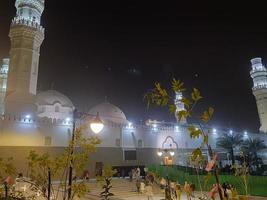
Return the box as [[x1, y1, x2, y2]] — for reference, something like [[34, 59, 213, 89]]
[[84, 178, 267, 200]]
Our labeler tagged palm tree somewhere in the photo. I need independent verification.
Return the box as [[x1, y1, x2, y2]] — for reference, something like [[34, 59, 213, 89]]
[[241, 138, 267, 170], [216, 133, 243, 165]]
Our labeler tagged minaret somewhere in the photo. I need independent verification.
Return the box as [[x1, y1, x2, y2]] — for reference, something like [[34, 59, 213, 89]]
[[0, 58, 10, 115], [5, 0, 45, 116], [175, 92, 187, 124], [250, 58, 267, 133]]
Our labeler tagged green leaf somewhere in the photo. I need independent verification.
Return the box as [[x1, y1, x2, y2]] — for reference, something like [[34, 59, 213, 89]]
[[191, 88, 202, 102], [204, 135, 209, 144], [201, 107, 214, 123], [191, 148, 202, 161], [188, 126, 202, 138], [177, 110, 190, 122], [171, 78, 186, 92], [169, 104, 176, 114], [181, 98, 191, 108]]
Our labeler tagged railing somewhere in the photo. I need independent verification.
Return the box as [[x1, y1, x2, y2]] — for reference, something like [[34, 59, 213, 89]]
[[250, 68, 267, 74], [11, 17, 44, 33], [253, 84, 267, 90]]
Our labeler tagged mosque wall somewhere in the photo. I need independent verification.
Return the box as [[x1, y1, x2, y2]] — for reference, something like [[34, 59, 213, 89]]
[[0, 118, 72, 146], [0, 145, 196, 177]]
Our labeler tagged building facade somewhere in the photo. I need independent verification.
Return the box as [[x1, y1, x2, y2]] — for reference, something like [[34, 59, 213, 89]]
[[0, 0, 266, 175]]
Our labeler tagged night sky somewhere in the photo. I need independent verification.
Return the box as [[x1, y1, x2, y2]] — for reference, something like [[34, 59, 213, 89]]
[[1, 1, 267, 132]]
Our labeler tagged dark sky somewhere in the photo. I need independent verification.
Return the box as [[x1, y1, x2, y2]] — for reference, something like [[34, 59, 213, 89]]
[[1, 1, 267, 132]]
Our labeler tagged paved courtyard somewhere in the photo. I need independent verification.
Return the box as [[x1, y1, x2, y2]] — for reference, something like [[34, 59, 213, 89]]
[[83, 179, 267, 200]]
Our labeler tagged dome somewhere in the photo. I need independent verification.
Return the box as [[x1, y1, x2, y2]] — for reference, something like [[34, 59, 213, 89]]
[[88, 102, 127, 124], [36, 90, 74, 108]]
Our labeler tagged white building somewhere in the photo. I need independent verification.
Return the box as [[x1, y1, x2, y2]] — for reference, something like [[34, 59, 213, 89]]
[[0, 0, 266, 175]]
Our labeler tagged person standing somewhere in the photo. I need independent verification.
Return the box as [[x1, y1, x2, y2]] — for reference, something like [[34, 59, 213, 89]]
[[145, 181, 154, 200], [136, 166, 141, 180], [175, 184, 182, 200]]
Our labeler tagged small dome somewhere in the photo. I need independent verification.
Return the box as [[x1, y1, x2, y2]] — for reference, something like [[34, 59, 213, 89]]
[[88, 102, 126, 124], [36, 90, 74, 108]]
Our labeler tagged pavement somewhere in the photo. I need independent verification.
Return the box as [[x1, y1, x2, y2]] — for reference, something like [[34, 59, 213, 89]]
[[84, 178, 267, 200]]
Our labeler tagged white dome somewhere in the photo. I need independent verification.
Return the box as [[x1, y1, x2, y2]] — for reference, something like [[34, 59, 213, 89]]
[[36, 90, 74, 108], [35, 90, 74, 120], [88, 102, 127, 124]]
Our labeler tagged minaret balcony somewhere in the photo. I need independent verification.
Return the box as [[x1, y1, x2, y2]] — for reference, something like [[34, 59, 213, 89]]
[[11, 17, 44, 33], [252, 84, 267, 91], [250, 70, 267, 79]]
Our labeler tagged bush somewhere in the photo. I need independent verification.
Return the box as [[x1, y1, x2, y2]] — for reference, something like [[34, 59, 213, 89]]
[[147, 164, 267, 197]]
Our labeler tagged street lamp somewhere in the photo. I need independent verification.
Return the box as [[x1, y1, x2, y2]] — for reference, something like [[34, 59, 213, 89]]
[[68, 110, 104, 200], [169, 151, 175, 157], [157, 150, 163, 157], [90, 112, 104, 134], [157, 149, 175, 157]]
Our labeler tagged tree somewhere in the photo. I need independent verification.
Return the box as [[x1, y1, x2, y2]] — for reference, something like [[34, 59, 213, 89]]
[[232, 153, 249, 199], [241, 138, 267, 173], [97, 165, 117, 200], [216, 133, 243, 165], [25, 128, 100, 200], [145, 78, 224, 200]]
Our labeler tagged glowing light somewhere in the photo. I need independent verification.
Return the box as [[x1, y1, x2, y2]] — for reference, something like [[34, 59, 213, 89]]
[[90, 113, 104, 134], [153, 124, 157, 128], [66, 117, 70, 122], [90, 122, 104, 134], [25, 114, 31, 119], [175, 126, 179, 132], [157, 151, 163, 157], [229, 130, 233, 135], [213, 128, 217, 133], [169, 151, 175, 156], [195, 127, 199, 131], [244, 131, 248, 138]]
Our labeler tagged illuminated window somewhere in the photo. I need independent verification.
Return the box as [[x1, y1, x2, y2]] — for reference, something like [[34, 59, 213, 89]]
[[67, 129, 71, 140], [138, 139, 143, 148], [55, 105, 60, 112], [115, 139, 120, 147], [41, 106, 45, 112], [29, 9, 32, 17], [44, 136, 51, 146], [185, 142, 188, 148]]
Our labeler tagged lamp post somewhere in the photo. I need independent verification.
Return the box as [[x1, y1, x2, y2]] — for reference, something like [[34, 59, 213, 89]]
[[67, 110, 104, 200], [157, 138, 178, 165], [157, 148, 175, 165]]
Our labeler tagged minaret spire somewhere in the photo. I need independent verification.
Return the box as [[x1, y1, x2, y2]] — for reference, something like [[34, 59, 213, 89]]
[[4, 0, 45, 116], [175, 91, 187, 124], [250, 57, 267, 133]]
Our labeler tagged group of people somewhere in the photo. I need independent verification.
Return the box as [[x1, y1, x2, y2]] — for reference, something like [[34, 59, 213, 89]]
[[160, 179, 195, 200], [129, 167, 141, 181], [208, 182, 238, 200], [135, 172, 155, 199]]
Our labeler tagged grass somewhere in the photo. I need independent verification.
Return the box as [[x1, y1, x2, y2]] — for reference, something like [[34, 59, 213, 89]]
[[147, 164, 267, 197]]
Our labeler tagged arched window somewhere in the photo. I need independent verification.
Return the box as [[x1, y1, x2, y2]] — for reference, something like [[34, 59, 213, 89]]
[[138, 139, 143, 148], [55, 105, 60, 112]]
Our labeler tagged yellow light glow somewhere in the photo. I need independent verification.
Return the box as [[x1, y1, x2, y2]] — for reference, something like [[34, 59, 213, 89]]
[[90, 122, 104, 134], [157, 151, 163, 157]]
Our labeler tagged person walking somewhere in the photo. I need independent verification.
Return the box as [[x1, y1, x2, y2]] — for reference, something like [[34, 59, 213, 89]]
[[145, 182, 154, 200], [175, 184, 182, 200]]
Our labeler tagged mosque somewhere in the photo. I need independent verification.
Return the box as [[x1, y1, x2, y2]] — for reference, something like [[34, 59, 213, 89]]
[[0, 0, 267, 175]]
